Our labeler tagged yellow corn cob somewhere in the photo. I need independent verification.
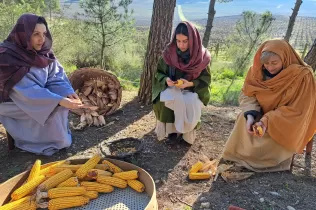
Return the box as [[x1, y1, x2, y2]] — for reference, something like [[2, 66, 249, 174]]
[[48, 168, 66, 176], [84, 191, 98, 200], [87, 169, 112, 179], [55, 164, 109, 172], [76, 154, 101, 179], [96, 176, 127, 188], [80, 181, 114, 193], [48, 196, 89, 210], [26, 159, 41, 183], [39, 169, 73, 191], [48, 187, 86, 199], [55, 165, 81, 172], [94, 164, 109, 171], [188, 172, 211, 180], [40, 160, 70, 176], [0, 196, 32, 210], [189, 161, 204, 173], [11, 175, 46, 201], [127, 179, 145, 193], [57, 177, 79, 187], [113, 170, 138, 180], [102, 160, 122, 173], [8, 200, 36, 210]]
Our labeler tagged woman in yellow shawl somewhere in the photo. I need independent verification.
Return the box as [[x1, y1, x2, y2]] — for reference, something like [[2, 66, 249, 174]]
[[222, 39, 316, 172]]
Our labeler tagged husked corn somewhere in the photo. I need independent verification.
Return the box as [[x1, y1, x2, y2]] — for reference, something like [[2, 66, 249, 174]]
[[0, 196, 33, 210], [189, 161, 203, 173], [27, 159, 41, 183], [48, 187, 86, 198], [76, 154, 101, 179], [189, 172, 211, 180], [80, 181, 114, 193], [48, 196, 89, 210], [57, 177, 79, 187], [84, 191, 98, 199], [102, 160, 122, 173], [39, 169, 73, 191], [87, 169, 112, 179], [96, 176, 127, 188], [11, 175, 46, 201], [127, 179, 145, 192], [113, 170, 138, 180]]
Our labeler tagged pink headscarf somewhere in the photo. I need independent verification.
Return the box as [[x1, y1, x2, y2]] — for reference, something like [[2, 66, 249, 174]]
[[162, 21, 211, 81]]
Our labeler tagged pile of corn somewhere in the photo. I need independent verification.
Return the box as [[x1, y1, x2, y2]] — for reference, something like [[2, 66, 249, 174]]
[[0, 154, 145, 210], [74, 79, 119, 129], [188, 159, 254, 182]]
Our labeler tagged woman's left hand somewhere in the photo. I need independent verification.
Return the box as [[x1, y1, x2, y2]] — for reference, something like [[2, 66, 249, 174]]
[[176, 78, 194, 89], [67, 93, 79, 100], [253, 121, 267, 137]]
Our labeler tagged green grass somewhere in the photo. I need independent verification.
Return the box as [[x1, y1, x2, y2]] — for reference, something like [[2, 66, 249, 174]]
[[210, 60, 244, 106]]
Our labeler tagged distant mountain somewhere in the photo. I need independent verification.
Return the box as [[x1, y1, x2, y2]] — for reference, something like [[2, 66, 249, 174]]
[[59, 1, 316, 49]]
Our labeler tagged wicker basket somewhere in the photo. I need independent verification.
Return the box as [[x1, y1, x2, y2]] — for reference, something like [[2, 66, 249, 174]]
[[68, 68, 122, 116]]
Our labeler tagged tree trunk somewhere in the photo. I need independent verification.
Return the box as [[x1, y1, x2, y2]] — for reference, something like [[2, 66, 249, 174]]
[[202, 0, 216, 48], [284, 0, 302, 42], [138, 0, 176, 105], [304, 39, 316, 72]]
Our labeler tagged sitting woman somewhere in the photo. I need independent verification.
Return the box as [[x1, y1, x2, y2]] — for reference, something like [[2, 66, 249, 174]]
[[222, 39, 316, 172], [152, 21, 211, 145], [0, 14, 83, 156]]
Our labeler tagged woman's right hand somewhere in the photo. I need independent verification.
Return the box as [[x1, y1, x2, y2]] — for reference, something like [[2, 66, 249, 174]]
[[246, 114, 255, 134], [166, 77, 175, 87], [59, 97, 83, 109]]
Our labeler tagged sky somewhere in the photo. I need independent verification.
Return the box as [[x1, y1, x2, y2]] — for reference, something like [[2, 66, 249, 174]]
[[129, 0, 316, 20]]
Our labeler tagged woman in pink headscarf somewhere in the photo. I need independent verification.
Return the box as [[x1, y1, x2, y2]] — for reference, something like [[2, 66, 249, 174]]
[[152, 21, 212, 145]]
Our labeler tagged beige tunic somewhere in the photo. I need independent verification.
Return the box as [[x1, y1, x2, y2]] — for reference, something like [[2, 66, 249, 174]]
[[222, 93, 293, 172]]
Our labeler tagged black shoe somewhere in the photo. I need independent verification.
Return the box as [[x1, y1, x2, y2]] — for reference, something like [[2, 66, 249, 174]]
[[165, 133, 179, 145]]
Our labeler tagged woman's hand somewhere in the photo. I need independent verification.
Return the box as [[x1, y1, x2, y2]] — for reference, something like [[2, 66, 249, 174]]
[[59, 97, 83, 109], [253, 121, 267, 137], [176, 78, 194, 89], [166, 77, 175, 87], [246, 114, 255, 134], [67, 93, 79, 100]]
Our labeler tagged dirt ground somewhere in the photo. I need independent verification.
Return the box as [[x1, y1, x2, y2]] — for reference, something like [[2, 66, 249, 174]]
[[0, 90, 315, 210]]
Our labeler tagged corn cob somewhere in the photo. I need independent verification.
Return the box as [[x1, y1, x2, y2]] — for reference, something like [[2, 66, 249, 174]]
[[84, 191, 98, 200], [39, 160, 70, 176], [96, 176, 127, 188], [189, 161, 204, 173], [76, 154, 101, 179], [26, 159, 41, 183], [54, 164, 109, 172], [87, 169, 112, 179], [0, 196, 32, 210], [127, 179, 145, 193], [94, 164, 109, 171], [7, 200, 36, 210], [57, 177, 79, 187], [39, 169, 73, 191], [113, 170, 138, 180], [189, 172, 211, 180], [47, 187, 86, 199], [11, 175, 45, 201], [48, 196, 90, 210], [102, 160, 122, 173], [80, 182, 114, 193]]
